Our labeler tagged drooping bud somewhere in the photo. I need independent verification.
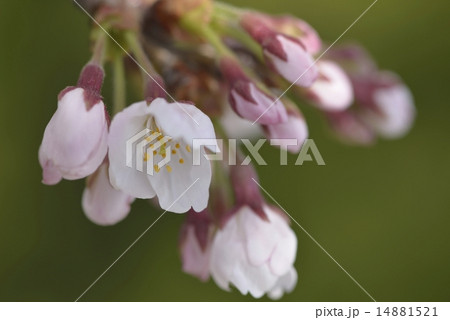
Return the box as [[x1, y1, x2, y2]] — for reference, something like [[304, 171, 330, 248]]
[[328, 45, 415, 139], [220, 57, 288, 124], [263, 15, 322, 55], [179, 209, 213, 281], [302, 60, 354, 111], [357, 72, 415, 139], [264, 101, 308, 153], [327, 44, 378, 77], [82, 161, 135, 226], [209, 203, 298, 299], [326, 110, 376, 146], [241, 13, 318, 87], [39, 63, 109, 185]]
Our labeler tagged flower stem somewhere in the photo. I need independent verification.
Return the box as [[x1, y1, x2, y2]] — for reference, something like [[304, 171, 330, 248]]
[[213, 1, 244, 19], [113, 53, 126, 115], [90, 30, 107, 66], [125, 32, 157, 77], [180, 16, 234, 59], [210, 18, 263, 61]]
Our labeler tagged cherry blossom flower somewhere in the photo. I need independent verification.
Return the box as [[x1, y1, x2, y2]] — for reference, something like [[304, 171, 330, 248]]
[[210, 204, 297, 298], [108, 98, 217, 213]]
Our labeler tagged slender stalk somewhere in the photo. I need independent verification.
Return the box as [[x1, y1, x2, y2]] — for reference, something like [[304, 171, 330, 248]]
[[214, 1, 244, 19], [210, 18, 263, 61], [181, 11, 274, 97], [90, 30, 107, 65], [125, 32, 157, 77], [180, 17, 234, 58], [113, 53, 126, 115]]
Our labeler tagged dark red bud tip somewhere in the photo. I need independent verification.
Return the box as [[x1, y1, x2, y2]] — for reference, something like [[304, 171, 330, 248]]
[[230, 163, 266, 220], [180, 209, 212, 252], [145, 75, 167, 103], [219, 57, 248, 83], [77, 63, 104, 94], [240, 13, 274, 44]]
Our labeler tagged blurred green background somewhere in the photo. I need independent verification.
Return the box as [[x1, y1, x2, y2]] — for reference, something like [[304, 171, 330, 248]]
[[1, 0, 449, 301]]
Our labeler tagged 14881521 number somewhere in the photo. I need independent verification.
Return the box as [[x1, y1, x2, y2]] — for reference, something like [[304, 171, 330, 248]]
[[377, 307, 438, 317]]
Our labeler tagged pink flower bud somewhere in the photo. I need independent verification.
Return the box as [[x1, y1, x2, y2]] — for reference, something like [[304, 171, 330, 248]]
[[210, 204, 297, 299], [361, 76, 415, 139], [220, 58, 288, 125], [327, 111, 376, 146], [264, 107, 308, 153], [82, 162, 135, 226], [328, 45, 415, 139], [39, 64, 108, 185], [327, 44, 378, 76], [265, 15, 322, 55], [353, 72, 416, 139], [179, 210, 213, 281], [303, 60, 354, 111], [241, 14, 318, 87]]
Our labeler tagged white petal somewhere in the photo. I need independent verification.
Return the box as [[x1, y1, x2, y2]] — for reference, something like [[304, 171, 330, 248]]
[[266, 36, 318, 88], [241, 206, 280, 267], [230, 258, 278, 298], [82, 163, 135, 226], [149, 147, 212, 213], [149, 98, 217, 151], [62, 122, 108, 180], [210, 216, 241, 291], [108, 101, 156, 199], [268, 268, 298, 300], [264, 206, 298, 276]]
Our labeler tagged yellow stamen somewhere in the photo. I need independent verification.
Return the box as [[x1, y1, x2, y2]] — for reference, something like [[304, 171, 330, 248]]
[[154, 165, 160, 173], [175, 143, 180, 149], [179, 158, 184, 164], [166, 165, 172, 173], [172, 150, 177, 155], [186, 145, 191, 153]]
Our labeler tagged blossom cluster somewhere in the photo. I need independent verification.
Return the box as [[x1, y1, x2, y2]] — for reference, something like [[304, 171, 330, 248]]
[[39, 0, 415, 299]]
